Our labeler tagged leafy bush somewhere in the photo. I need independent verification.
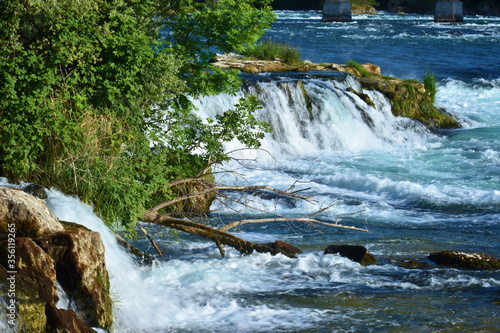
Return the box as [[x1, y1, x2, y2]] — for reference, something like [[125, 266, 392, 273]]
[[242, 39, 302, 65], [0, 0, 275, 233]]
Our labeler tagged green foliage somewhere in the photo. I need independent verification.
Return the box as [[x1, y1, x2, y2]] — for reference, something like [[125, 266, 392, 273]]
[[352, 0, 379, 7], [346, 60, 372, 78], [0, 0, 275, 232], [242, 38, 302, 65], [423, 69, 437, 103]]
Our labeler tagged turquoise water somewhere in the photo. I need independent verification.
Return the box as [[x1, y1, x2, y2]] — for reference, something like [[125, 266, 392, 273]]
[[2, 11, 499, 333]]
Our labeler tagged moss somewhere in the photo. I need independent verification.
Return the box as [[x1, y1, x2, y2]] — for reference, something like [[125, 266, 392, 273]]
[[399, 259, 432, 269], [347, 87, 376, 109], [358, 76, 461, 130]]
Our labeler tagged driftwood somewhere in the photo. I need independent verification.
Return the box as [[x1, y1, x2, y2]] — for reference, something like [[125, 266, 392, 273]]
[[140, 173, 368, 258]]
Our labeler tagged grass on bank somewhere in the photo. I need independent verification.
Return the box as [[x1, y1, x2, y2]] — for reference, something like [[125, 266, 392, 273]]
[[242, 38, 302, 65]]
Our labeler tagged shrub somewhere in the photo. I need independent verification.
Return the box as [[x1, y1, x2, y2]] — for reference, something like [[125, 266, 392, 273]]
[[423, 69, 437, 102], [0, 0, 275, 233]]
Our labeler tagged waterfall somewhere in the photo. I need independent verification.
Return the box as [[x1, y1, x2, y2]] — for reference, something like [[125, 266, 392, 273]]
[[194, 74, 432, 160]]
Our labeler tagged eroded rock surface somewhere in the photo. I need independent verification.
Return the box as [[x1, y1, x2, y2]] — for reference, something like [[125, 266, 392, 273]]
[[0, 187, 113, 332], [0, 187, 64, 239]]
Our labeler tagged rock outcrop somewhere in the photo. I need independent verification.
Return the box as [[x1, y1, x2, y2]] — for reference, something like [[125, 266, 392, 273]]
[[266, 240, 303, 258], [428, 250, 500, 271], [213, 54, 461, 131], [324, 244, 378, 266], [0, 187, 113, 332], [352, 5, 377, 14], [0, 187, 64, 239]]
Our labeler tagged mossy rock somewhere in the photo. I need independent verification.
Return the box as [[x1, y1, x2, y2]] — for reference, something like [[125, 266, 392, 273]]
[[0, 266, 47, 333], [399, 259, 432, 269], [358, 77, 461, 130], [297, 81, 313, 120]]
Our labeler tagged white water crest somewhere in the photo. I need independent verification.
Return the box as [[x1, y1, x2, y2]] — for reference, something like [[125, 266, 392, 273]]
[[195, 75, 430, 161]]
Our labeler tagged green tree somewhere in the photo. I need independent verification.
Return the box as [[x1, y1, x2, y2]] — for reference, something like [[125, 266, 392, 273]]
[[0, 0, 275, 232]]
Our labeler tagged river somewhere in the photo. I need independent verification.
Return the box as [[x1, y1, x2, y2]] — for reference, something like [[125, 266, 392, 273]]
[[6, 10, 500, 332]]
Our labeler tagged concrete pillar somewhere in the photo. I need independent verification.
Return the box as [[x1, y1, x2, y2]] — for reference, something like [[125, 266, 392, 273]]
[[322, 0, 352, 23], [435, 0, 463, 22]]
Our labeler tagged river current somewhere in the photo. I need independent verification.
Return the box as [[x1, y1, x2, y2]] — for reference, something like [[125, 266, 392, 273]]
[[2, 10, 500, 333]]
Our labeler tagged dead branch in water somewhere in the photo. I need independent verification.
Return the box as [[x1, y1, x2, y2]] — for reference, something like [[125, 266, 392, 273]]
[[141, 164, 368, 258]]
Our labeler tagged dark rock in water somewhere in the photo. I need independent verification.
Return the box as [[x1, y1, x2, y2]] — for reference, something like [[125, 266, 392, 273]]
[[35, 222, 114, 329], [0, 187, 113, 331], [428, 250, 500, 271], [46, 303, 95, 333], [399, 259, 432, 269], [267, 240, 303, 258], [22, 183, 47, 199], [324, 244, 378, 266]]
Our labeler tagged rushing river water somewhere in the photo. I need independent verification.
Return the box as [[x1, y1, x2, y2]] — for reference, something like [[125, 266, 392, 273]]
[[3, 10, 500, 333]]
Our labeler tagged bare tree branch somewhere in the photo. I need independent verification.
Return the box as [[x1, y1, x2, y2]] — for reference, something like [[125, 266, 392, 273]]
[[138, 225, 164, 258], [218, 217, 369, 233]]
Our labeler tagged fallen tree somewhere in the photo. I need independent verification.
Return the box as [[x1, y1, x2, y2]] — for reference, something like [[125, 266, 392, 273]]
[[140, 169, 369, 258]]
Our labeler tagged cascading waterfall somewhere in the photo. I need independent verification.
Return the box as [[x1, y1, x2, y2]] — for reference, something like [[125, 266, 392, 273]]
[[195, 74, 432, 160]]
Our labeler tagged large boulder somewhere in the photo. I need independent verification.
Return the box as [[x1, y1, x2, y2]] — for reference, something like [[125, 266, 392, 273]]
[[0, 187, 64, 239], [428, 250, 500, 271], [0, 237, 58, 304], [324, 244, 378, 266], [35, 222, 113, 330]]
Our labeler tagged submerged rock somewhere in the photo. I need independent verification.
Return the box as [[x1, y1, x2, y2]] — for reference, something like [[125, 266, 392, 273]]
[[22, 183, 47, 199], [428, 250, 500, 271], [398, 259, 432, 269], [324, 244, 378, 266]]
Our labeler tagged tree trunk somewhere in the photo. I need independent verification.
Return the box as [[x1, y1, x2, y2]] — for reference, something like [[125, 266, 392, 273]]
[[142, 210, 288, 257]]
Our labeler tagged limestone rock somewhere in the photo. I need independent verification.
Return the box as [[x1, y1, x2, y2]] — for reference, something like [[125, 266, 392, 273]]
[[0, 237, 58, 305], [0, 187, 64, 240], [0, 250, 48, 333], [352, 5, 377, 14], [35, 222, 113, 330], [45, 304, 95, 333], [428, 250, 500, 271], [361, 63, 381, 76], [324, 244, 378, 266]]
